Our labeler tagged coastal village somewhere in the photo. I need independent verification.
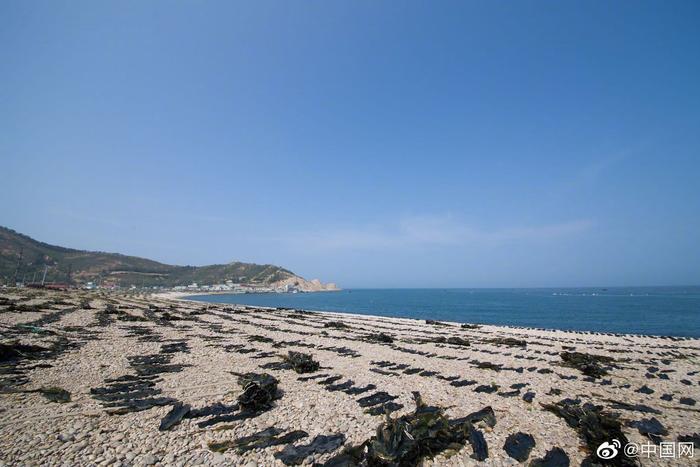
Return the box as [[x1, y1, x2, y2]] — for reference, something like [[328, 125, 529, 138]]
[[81, 280, 307, 294]]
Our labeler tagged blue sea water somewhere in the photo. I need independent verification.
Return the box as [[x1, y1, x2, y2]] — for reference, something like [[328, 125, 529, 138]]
[[186, 287, 700, 337]]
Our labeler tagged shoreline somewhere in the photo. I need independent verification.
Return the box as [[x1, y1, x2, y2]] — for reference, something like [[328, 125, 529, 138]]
[[170, 290, 700, 341], [1, 288, 699, 466]]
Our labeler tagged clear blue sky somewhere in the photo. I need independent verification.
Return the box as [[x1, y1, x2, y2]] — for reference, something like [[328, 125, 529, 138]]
[[2, 1, 699, 288]]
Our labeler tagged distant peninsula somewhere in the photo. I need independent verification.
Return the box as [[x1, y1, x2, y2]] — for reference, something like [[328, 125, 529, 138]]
[[0, 226, 339, 292]]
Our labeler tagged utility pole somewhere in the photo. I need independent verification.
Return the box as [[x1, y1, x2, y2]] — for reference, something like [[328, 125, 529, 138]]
[[12, 248, 23, 286], [41, 265, 48, 285]]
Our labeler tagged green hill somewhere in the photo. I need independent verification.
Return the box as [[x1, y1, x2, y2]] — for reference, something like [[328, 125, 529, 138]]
[[0, 226, 296, 288]]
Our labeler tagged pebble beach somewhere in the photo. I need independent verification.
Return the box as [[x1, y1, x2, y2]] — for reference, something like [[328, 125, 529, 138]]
[[1, 288, 699, 466]]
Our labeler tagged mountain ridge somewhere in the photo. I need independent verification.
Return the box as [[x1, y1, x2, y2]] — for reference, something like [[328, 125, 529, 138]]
[[0, 226, 338, 291]]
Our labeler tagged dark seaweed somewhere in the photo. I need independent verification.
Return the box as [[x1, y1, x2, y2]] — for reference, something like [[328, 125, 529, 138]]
[[560, 352, 615, 378], [275, 434, 346, 465], [357, 392, 398, 408], [627, 417, 667, 443], [322, 393, 493, 466], [541, 399, 638, 466], [159, 402, 191, 431], [529, 447, 570, 467], [209, 427, 308, 453], [503, 432, 536, 462], [284, 351, 320, 374]]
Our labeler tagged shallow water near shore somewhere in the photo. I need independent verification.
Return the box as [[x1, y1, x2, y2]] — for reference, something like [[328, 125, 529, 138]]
[[188, 286, 700, 337]]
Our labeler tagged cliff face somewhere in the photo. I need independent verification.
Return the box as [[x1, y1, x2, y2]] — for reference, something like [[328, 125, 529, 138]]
[[271, 276, 340, 292]]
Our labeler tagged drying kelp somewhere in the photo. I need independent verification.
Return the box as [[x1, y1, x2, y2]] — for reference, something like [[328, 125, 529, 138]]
[[1, 386, 71, 403], [325, 380, 355, 392], [283, 351, 320, 374], [319, 345, 361, 358], [627, 417, 667, 443], [324, 321, 349, 330], [541, 398, 638, 466], [91, 376, 175, 415], [474, 384, 498, 394], [159, 402, 191, 431], [425, 319, 448, 326], [357, 391, 398, 408], [475, 361, 503, 372], [236, 372, 279, 412], [445, 336, 470, 347], [275, 433, 346, 465], [1, 337, 81, 389], [159, 311, 182, 321], [461, 323, 481, 329], [160, 341, 189, 354], [450, 379, 477, 387], [0, 342, 50, 362], [127, 353, 188, 376], [38, 386, 71, 403], [503, 432, 536, 462], [91, 343, 190, 415], [529, 447, 570, 467], [560, 351, 615, 378], [677, 433, 700, 448], [322, 392, 493, 466], [5, 303, 43, 313], [485, 337, 527, 348], [365, 402, 404, 416], [187, 402, 238, 419], [450, 406, 497, 429], [319, 375, 343, 385], [298, 373, 331, 382], [248, 334, 275, 344], [343, 384, 377, 395], [464, 424, 489, 461], [365, 333, 394, 344], [209, 426, 308, 453], [603, 399, 660, 415], [424, 336, 470, 347], [188, 403, 242, 428]]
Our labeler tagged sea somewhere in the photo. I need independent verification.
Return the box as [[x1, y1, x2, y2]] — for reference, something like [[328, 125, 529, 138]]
[[186, 287, 700, 338]]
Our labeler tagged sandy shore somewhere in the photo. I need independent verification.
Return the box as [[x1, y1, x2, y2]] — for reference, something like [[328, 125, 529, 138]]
[[1, 288, 699, 466]]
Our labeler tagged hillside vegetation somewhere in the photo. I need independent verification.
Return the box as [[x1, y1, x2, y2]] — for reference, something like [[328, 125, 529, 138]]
[[0, 226, 299, 288]]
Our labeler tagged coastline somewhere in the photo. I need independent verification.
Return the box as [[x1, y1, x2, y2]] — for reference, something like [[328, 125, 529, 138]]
[[1, 288, 699, 466]]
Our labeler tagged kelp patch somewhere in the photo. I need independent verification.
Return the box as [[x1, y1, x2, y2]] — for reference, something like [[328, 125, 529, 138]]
[[322, 392, 493, 466]]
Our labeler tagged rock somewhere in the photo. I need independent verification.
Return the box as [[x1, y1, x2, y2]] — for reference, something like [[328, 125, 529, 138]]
[[210, 452, 225, 464], [57, 434, 75, 443], [141, 454, 158, 465]]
